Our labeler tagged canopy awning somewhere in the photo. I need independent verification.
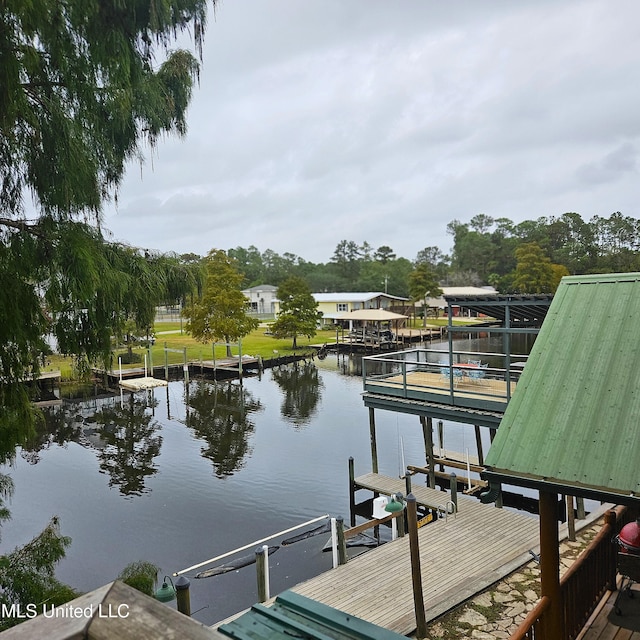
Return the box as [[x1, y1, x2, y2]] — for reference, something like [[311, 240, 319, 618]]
[[337, 309, 407, 321]]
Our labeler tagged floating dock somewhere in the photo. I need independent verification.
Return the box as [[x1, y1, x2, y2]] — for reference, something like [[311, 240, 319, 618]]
[[119, 377, 168, 391]]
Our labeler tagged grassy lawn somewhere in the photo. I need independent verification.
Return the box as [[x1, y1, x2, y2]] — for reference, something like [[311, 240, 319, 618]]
[[44, 323, 337, 380], [43, 316, 488, 381]]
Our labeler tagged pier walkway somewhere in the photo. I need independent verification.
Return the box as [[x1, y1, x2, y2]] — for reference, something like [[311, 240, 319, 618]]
[[287, 473, 540, 636]]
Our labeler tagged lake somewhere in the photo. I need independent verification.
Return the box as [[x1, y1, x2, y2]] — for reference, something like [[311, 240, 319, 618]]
[[0, 341, 517, 625]]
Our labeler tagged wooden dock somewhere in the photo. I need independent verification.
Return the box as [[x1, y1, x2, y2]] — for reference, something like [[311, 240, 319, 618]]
[[288, 473, 540, 636]]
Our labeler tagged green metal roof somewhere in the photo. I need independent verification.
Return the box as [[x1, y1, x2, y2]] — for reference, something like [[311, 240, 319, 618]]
[[484, 272, 640, 503], [218, 590, 407, 640]]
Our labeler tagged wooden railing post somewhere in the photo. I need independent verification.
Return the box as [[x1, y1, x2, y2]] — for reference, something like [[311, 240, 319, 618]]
[[605, 509, 617, 591]]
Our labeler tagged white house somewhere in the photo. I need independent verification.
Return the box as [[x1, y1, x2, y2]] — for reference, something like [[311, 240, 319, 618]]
[[422, 286, 497, 316], [313, 292, 409, 321], [242, 284, 278, 315]]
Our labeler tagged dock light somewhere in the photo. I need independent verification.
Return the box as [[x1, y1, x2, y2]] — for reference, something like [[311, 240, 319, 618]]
[[385, 492, 406, 513], [155, 576, 176, 603]]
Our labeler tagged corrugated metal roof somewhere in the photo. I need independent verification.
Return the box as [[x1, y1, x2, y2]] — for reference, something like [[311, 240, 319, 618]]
[[484, 272, 640, 502], [444, 294, 552, 327], [218, 590, 407, 640], [313, 292, 408, 303]]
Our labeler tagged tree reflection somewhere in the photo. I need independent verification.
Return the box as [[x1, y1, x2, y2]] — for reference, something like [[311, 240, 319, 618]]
[[271, 361, 323, 428], [93, 395, 162, 497], [18, 403, 90, 465], [185, 380, 262, 477]]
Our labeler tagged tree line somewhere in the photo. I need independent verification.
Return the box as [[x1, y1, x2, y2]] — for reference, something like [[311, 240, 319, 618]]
[[225, 211, 639, 297]]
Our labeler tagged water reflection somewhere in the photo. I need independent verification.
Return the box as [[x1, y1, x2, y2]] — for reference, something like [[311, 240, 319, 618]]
[[185, 380, 263, 477], [271, 362, 323, 428], [93, 395, 162, 497]]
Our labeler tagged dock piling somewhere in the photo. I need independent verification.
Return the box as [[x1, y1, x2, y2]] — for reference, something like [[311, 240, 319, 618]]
[[256, 545, 270, 602], [175, 576, 191, 616], [406, 493, 427, 639]]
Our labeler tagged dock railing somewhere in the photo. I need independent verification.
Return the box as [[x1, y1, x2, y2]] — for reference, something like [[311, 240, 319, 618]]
[[362, 348, 528, 408], [510, 507, 628, 640]]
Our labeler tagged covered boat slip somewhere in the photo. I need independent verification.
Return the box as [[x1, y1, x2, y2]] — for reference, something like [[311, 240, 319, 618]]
[[362, 348, 522, 414]]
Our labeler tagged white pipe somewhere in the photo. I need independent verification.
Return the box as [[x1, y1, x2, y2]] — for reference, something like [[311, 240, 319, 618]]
[[144, 354, 148, 378], [174, 513, 330, 576], [118, 356, 122, 381], [261, 544, 270, 600]]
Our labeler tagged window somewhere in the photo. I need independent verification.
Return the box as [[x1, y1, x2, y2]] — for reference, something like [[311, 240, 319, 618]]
[[337, 303, 348, 312]]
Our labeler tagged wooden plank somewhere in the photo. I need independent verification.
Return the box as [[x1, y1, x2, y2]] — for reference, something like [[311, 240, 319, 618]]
[[290, 474, 540, 636]]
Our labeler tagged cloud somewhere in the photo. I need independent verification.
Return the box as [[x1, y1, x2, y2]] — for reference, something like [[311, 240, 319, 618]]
[[103, 0, 640, 265]]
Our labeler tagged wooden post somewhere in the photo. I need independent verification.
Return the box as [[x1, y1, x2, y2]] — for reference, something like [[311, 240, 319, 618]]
[[405, 473, 412, 496], [348, 457, 356, 527], [539, 490, 563, 640], [406, 494, 427, 639], [336, 516, 348, 566], [605, 509, 617, 590], [450, 472, 458, 511], [576, 496, 586, 520], [175, 575, 191, 616], [369, 408, 379, 474], [437, 420, 444, 470], [164, 343, 169, 380], [397, 510, 405, 538], [566, 495, 576, 542], [420, 416, 435, 488], [256, 545, 270, 602], [474, 425, 484, 466]]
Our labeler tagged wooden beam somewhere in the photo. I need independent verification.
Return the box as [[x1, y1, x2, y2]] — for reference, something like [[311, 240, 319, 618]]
[[539, 490, 563, 640]]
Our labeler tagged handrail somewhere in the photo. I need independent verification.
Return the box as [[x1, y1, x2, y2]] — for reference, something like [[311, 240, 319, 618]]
[[510, 595, 551, 640], [173, 513, 330, 576], [343, 511, 402, 539], [510, 507, 627, 640]]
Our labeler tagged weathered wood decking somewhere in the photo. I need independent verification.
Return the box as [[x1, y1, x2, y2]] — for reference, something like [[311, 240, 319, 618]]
[[287, 473, 540, 636], [375, 370, 517, 401]]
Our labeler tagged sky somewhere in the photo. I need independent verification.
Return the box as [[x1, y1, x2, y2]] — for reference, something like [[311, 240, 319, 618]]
[[102, 0, 640, 264]]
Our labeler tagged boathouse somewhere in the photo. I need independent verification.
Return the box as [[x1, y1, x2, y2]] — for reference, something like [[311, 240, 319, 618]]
[[482, 272, 640, 639]]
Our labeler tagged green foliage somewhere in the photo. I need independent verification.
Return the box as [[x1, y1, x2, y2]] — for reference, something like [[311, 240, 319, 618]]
[[270, 277, 320, 349], [1, 0, 209, 217], [1, 0, 213, 426], [511, 243, 558, 293], [184, 250, 260, 356], [0, 516, 78, 630], [117, 561, 161, 597], [408, 262, 442, 327]]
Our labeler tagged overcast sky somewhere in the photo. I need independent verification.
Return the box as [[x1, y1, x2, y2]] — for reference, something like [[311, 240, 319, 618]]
[[102, 0, 640, 264]]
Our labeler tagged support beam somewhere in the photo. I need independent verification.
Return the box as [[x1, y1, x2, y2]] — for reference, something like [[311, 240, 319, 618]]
[[368, 407, 378, 474], [539, 490, 563, 640], [420, 416, 435, 488]]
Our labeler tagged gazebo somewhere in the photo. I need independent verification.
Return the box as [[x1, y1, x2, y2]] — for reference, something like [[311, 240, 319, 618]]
[[482, 272, 640, 639]]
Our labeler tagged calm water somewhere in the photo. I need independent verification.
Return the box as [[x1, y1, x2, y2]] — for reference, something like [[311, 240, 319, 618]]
[[0, 338, 526, 625]]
